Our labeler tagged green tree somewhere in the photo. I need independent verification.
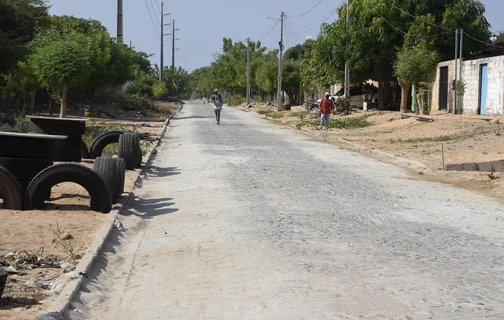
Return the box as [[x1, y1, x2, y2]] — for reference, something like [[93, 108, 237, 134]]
[[307, 0, 490, 108], [394, 46, 438, 114], [30, 39, 92, 117], [255, 52, 278, 102], [124, 75, 155, 98], [1, 61, 39, 113], [0, 0, 49, 77], [152, 81, 168, 107], [283, 60, 301, 105]]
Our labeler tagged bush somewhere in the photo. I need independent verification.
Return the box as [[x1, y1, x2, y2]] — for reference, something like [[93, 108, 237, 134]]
[[329, 116, 371, 129]]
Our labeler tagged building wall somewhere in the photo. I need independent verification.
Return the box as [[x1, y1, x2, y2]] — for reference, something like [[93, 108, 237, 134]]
[[432, 56, 504, 116], [462, 56, 504, 116], [431, 60, 456, 112]]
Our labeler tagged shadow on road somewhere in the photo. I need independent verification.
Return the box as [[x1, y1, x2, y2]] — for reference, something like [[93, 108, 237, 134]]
[[174, 115, 210, 120], [144, 166, 181, 178], [121, 195, 178, 219]]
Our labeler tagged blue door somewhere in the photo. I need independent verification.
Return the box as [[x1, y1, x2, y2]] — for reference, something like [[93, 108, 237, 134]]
[[479, 64, 488, 115]]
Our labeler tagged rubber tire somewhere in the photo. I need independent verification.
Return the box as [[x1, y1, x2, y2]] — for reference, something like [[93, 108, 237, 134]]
[[0, 165, 23, 210], [59, 135, 82, 149], [54, 149, 82, 162], [0, 135, 59, 159], [0, 157, 53, 180], [137, 147, 143, 167], [115, 157, 126, 195], [18, 179, 51, 199], [89, 131, 123, 159], [118, 133, 141, 170], [92, 157, 118, 204], [28, 119, 86, 135], [25, 163, 112, 213], [81, 139, 90, 159]]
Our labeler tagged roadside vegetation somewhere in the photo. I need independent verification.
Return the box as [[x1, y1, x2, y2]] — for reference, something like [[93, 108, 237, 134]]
[[188, 0, 491, 113], [0, 0, 189, 121]]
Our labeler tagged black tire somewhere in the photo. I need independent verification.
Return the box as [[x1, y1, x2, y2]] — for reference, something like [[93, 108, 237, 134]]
[[136, 145, 143, 167], [115, 157, 126, 195], [59, 135, 82, 149], [25, 163, 112, 213], [92, 157, 118, 204], [89, 131, 123, 159], [0, 165, 23, 210], [0, 157, 53, 180], [118, 133, 141, 170], [0, 135, 59, 159], [28, 118, 86, 135], [54, 149, 82, 162], [81, 139, 90, 159]]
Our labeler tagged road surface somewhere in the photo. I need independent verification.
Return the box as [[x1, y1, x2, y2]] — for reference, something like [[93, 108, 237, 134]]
[[69, 102, 504, 320]]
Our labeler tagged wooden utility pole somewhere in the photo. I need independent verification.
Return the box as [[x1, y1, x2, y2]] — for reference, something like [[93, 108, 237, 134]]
[[117, 0, 123, 43], [344, 0, 350, 98], [247, 38, 251, 105], [160, 1, 164, 81], [453, 29, 459, 114], [277, 12, 284, 111], [458, 29, 464, 114], [172, 20, 176, 70]]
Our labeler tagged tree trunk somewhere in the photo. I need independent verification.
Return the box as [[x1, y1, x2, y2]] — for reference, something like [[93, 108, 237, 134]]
[[60, 84, 68, 118], [29, 91, 36, 114], [399, 81, 409, 113]]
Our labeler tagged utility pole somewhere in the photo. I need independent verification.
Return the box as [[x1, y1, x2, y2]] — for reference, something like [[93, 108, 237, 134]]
[[172, 20, 176, 70], [458, 29, 464, 114], [299, 61, 303, 105], [453, 29, 459, 114], [117, 0, 123, 43], [344, 0, 350, 98], [246, 38, 251, 105], [160, 1, 164, 81], [277, 12, 284, 111]]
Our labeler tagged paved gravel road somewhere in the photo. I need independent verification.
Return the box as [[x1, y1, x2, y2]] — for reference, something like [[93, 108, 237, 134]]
[[69, 102, 504, 320]]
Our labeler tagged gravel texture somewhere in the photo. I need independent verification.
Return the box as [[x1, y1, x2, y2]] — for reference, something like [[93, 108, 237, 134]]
[[67, 102, 504, 320]]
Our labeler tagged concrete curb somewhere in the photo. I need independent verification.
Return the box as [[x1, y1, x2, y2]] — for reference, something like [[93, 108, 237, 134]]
[[36, 104, 183, 320], [335, 138, 429, 172]]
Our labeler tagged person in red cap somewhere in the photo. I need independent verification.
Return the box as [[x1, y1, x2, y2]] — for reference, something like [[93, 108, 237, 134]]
[[319, 92, 334, 130]]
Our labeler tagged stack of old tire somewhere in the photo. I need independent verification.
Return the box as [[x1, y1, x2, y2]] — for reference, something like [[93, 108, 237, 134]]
[[89, 132, 141, 205], [89, 131, 142, 169], [0, 132, 65, 210], [26, 116, 89, 161]]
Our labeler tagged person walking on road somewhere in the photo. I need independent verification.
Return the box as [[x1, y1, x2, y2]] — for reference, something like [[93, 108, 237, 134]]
[[319, 92, 334, 130], [212, 89, 224, 125]]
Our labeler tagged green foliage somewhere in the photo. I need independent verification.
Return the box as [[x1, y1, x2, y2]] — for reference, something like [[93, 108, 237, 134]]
[[329, 116, 372, 129], [124, 75, 155, 98], [152, 81, 168, 99], [31, 39, 91, 90], [394, 47, 438, 88], [0, 0, 49, 77]]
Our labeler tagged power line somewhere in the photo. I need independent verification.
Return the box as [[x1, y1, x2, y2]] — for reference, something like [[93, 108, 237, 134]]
[[153, 0, 161, 12], [150, 0, 161, 24], [381, 0, 452, 32], [145, 0, 160, 36], [286, 17, 303, 44], [259, 19, 280, 40], [382, 0, 498, 50], [291, 9, 337, 36], [376, 12, 452, 38], [288, 0, 324, 19]]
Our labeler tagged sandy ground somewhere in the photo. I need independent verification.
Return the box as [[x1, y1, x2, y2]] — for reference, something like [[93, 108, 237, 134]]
[[251, 105, 504, 201], [67, 102, 504, 319], [0, 118, 166, 320]]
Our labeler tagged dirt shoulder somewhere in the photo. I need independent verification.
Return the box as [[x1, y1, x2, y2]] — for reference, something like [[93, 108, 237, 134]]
[[246, 104, 504, 201], [0, 117, 168, 320]]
